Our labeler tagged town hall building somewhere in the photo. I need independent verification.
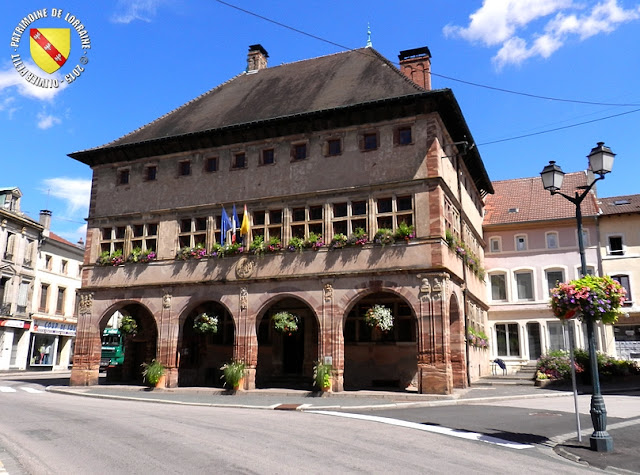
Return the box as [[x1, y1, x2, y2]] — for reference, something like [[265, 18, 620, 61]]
[[69, 44, 493, 394]]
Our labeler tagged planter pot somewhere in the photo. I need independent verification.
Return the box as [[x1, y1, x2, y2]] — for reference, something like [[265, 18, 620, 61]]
[[233, 377, 245, 391], [321, 386, 331, 393], [155, 374, 166, 389], [535, 378, 554, 388]]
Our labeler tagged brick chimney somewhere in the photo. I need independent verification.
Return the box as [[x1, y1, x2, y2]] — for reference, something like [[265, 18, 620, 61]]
[[247, 44, 268, 73], [398, 47, 431, 90]]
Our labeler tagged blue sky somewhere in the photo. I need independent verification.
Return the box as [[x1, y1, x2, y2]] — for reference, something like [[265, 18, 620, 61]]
[[2, 0, 639, 242]]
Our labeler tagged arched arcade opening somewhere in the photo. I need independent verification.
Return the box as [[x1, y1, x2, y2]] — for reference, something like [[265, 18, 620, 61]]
[[343, 291, 417, 391], [256, 297, 318, 389], [100, 303, 157, 384], [178, 301, 235, 387]]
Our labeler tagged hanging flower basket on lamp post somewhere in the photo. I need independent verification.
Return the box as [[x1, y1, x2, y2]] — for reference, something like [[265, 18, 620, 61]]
[[550, 275, 626, 324]]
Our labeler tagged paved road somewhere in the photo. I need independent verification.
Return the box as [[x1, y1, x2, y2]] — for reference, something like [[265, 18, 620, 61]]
[[0, 375, 600, 474]]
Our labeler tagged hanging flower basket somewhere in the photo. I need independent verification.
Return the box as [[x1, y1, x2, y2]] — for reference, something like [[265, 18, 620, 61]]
[[193, 313, 219, 334], [119, 315, 138, 335], [272, 311, 299, 334], [364, 304, 394, 331], [550, 275, 626, 324]]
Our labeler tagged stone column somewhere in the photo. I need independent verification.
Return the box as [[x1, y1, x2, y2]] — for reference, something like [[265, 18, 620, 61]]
[[417, 273, 453, 394], [70, 292, 101, 386]]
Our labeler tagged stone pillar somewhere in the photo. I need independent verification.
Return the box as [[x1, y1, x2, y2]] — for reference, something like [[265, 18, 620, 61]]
[[70, 292, 101, 386], [235, 285, 255, 390], [158, 289, 178, 388], [417, 273, 453, 394], [322, 282, 341, 391]]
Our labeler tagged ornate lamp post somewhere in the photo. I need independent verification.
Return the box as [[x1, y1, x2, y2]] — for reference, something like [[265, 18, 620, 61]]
[[540, 142, 616, 452]]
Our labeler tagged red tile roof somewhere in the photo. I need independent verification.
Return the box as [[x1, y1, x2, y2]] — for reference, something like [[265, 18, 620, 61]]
[[483, 172, 599, 226], [599, 194, 640, 215], [49, 231, 81, 248]]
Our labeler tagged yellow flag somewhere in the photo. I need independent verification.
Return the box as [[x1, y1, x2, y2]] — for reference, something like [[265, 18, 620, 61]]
[[240, 205, 250, 235]]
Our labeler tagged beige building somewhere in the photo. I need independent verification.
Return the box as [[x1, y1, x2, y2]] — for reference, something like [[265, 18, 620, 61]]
[[69, 45, 493, 394], [598, 194, 640, 361], [484, 172, 615, 374], [29, 210, 84, 370], [0, 187, 41, 370]]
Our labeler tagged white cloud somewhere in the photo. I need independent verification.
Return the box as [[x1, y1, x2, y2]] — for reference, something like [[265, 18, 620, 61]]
[[111, 0, 165, 24], [0, 62, 66, 101], [41, 177, 91, 215], [444, 0, 640, 68], [37, 111, 62, 129]]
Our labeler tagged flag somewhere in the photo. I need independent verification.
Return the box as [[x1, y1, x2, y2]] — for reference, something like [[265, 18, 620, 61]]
[[231, 204, 239, 243], [221, 207, 232, 245], [240, 204, 250, 236]]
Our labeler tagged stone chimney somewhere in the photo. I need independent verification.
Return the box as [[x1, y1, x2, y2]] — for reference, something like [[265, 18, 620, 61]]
[[39, 209, 52, 230], [247, 44, 268, 73], [39, 209, 51, 237], [398, 47, 431, 90]]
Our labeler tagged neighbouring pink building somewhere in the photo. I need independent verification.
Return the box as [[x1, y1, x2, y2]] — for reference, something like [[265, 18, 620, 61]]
[[483, 172, 615, 373]]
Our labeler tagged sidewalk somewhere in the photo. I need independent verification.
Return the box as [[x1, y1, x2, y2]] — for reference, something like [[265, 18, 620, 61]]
[[6, 370, 640, 473]]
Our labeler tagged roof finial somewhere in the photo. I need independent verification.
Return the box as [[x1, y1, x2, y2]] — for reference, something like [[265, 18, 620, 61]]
[[366, 22, 372, 48]]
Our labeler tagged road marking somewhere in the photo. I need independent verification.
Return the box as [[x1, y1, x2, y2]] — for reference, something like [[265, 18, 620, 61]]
[[20, 387, 43, 394], [0, 387, 17, 393], [309, 410, 535, 450]]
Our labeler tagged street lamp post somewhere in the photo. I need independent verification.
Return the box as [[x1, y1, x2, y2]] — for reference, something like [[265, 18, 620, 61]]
[[540, 142, 616, 453]]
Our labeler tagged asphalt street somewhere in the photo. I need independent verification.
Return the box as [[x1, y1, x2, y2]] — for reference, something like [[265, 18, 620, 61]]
[[1, 370, 639, 473]]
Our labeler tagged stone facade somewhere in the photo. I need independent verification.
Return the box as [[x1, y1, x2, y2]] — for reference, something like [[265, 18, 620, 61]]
[[69, 46, 491, 393]]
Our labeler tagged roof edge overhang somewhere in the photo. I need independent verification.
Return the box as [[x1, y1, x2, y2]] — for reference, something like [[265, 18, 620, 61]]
[[69, 90, 493, 195]]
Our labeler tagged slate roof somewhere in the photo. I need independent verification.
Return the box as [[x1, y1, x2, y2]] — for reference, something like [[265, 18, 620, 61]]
[[68, 47, 493, 195], [109, 48, 423, 147], [599, 194, 640, 215], [483, 172, 599, 226]]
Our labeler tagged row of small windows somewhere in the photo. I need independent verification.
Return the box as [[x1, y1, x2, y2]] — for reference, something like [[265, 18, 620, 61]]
[[488, 231, 627, 256], [115, 126, 413, 185], [100, 196, 414, 254], [489, 267, 596, 302], [488, 231, 590, 253]]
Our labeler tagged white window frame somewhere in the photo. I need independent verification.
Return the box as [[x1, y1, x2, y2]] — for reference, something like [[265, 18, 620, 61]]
[[607, 234, 625, 256], [488, 271, 508, 302], [514, 269, 535, 301], [515, 234, 527, 252], [489, 237, 501, 253], [544, 267, 566, 297], [545, 231, 559, 250]]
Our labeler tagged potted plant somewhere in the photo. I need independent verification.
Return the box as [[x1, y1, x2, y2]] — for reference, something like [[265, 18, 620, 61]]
[[394, 222, 415, 242], [550, 275, 626, 324], [272, 311, 299, 334], [98, 249, 124, 266], [305, 232, 324, 251], [287, 236, 305, 252], [373, 228, 395, 246], [266, 236, 282, 253], [141, 359, 165, 388], [347, 227, 368, 246], [330, 233, 348, 250], [313, 360, 332, 392], [249, 235, 266, 255], [119, 315, 138, 336], [364, 304, 393, 331], [193, 313, 218, 334], [220, 360, 246, 390]]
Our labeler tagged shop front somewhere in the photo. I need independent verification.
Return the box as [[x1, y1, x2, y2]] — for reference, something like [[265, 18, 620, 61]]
[[29, 319, 76, 370], [0, 319, 31, 370]]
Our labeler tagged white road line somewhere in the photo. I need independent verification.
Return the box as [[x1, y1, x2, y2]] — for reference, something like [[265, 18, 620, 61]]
[[20, 387, 43, 394], [0, 387, 17, 393], [309, 410, 535, 450]]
